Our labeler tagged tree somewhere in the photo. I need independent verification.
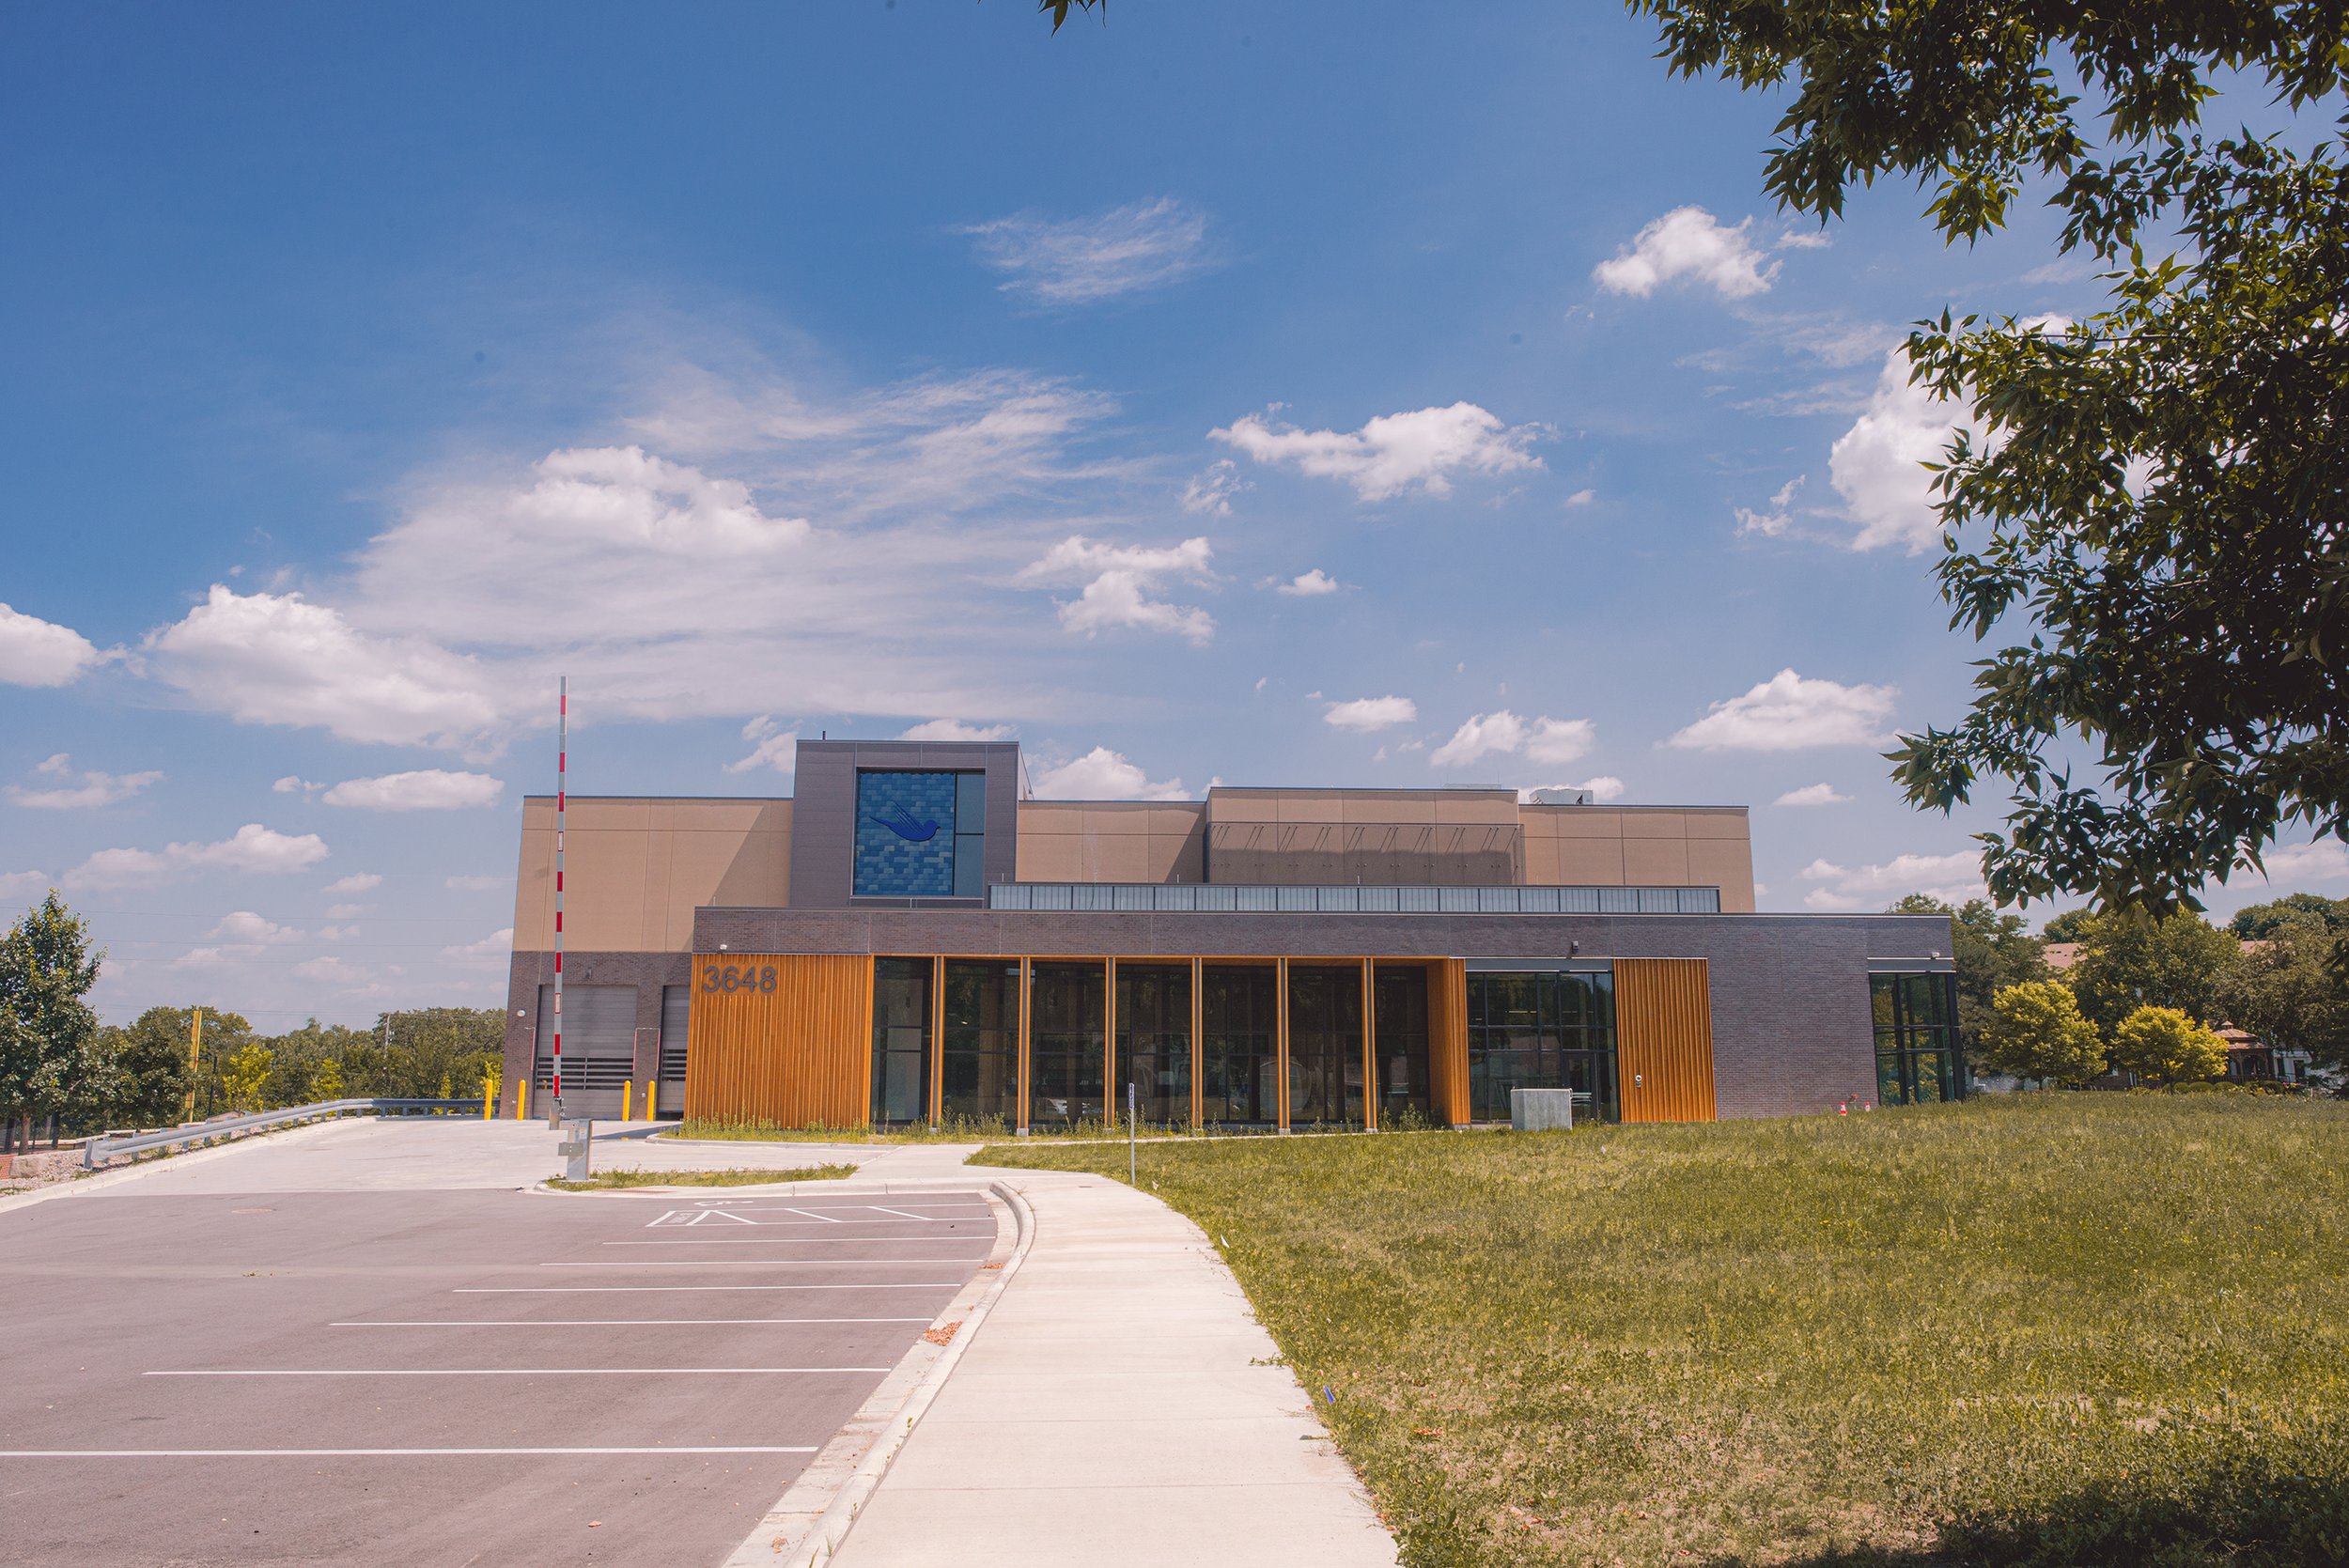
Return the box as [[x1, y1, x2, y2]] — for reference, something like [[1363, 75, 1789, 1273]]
[[221, 1043, 274, 1113], [1980, 980, 2107, 1086], [2062, 908, 2239, 1033], [311, 1057, 345, 1101], [101, 1006, 241, 1128], [2217, 920, 2349, 1072], [0, 891, 111, 1145], [2040, 909, 2097, 943], [2110, 1005, 2228, 1084], [2230, 893, 2349, 939], [1888, 893, 2048, 1041], [1627, 1, 2349, 916]]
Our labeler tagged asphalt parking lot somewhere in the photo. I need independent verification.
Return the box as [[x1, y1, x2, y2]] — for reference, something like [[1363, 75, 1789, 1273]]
[[0, 1182, 995, 1567]]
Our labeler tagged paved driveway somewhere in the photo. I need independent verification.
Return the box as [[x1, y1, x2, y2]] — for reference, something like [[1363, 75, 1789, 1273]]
[[0, 1137, 994, 1567]]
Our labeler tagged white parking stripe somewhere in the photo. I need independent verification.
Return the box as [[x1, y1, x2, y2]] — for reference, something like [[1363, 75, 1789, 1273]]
[[455, 1282, 964, 1294], [0, 1446, 818, 1457], [540, 1258, 984, 1268], [865, 1206, 940, 1220], [147, 1367, 890, 1377], [601, 1236, 976, 1246], [332, 1318, 932, 1327]]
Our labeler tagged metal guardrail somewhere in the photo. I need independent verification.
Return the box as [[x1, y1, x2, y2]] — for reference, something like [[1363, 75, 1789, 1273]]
[[83, 1096, 491, 1169]]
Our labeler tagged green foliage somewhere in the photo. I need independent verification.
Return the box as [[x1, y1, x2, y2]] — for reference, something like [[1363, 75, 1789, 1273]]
[[2111, 1005, 2229, 1084], [2217, 920, 2349, 1069], [1630, 1, 2349, 915], [0, 891, 111, 1133], [984, 1095, 2349, 1566], [548, 1165, 856, 1190], [1890, 893, 2050, 1040], [220, 1043, 274, 1112], [2062, 908, 2239, 1032], [100, 1006, 219, 1127], [1983, 980, 2107, 1086], [2231, 892, 2349, 939], [311, 1057, 345, 1101], [2041, 908, 2098, 942]]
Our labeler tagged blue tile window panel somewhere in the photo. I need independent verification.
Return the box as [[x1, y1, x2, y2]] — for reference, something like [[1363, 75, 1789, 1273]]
[[855, 770, 984, 898]]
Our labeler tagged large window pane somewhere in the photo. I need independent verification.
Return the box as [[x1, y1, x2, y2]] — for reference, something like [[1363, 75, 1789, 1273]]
[[1374, 966, 1432, 1126], [1467, 970, 1618, 1124], [1114, 963, 1193, 1125], [1201, 965, 1276, 1126], [1286, 966, 1363, 1129], [1030, 961, 1105, 1127], [941, 960, 1018, 1126], [1869, 972, 1965, 1106], [871, 958, 931, 1126]]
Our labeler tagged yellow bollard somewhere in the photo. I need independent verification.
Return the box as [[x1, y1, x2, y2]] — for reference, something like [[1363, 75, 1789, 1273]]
[[646, 1079, 658, 1124], [621, 1080, 632, 1123], [515, 1080, 528, 1121], [481, 1082, 494, 1120]]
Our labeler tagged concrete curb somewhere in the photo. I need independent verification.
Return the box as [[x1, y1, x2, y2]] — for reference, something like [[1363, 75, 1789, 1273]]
[[720, 1177, 1038, 1568], [0, 1115, 352, 1218]]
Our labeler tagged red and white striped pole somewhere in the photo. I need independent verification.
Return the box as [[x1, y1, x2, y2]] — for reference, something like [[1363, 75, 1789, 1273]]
[[551, 675, 567, 1123]]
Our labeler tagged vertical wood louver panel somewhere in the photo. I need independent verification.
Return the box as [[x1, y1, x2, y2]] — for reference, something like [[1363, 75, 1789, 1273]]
[[1428, 957, 1470, 1126], [1615, 958, 1716, 1123], [684, 954, 875, 1129]]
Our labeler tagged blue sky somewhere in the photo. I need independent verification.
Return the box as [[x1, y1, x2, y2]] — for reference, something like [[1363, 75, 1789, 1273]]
[[5, 2, 2341, 1028]]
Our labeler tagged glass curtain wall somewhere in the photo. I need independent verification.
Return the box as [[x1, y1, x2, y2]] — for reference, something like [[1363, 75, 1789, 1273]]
[[870, 958, 932, 1127], [1029, 961, 1106, 1127], [941, 960, 1019, 1125], [1466, 970, 1618, 1124], [1870, 972, 1962, 1104], [1286, 965, 1365, 1129], [1373, 966, 1433, 1126], [1200, 965, 1277, 1126], [1113, 963, 1193, 1125]]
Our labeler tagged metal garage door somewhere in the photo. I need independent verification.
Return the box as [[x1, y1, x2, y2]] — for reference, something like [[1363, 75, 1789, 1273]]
[[534, 985, 637, 1116], [657, 985, 691, 1115]]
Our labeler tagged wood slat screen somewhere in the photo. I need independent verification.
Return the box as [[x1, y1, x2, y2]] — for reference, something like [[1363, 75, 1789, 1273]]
[[1615, 957, 1716, 1123], [684, 954, 873, 1129], [1429, 957, 1470, 1126]]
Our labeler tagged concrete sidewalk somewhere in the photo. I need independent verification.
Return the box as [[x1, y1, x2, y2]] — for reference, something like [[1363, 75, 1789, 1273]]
[[821, 1165, 1398, 1568]]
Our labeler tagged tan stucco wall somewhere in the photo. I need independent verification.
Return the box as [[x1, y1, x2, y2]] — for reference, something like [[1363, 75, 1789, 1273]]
[[513, 797, 792, 954], [1519, 805, 1754, 911], [1015, 800, 1206, 883]]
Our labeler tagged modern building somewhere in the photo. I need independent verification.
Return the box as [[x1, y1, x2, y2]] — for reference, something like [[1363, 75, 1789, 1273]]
[[501, 737, 1960, 1130]]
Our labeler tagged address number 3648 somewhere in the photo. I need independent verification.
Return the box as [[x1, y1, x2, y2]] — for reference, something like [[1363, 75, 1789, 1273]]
[[702, 964, 779, 993]]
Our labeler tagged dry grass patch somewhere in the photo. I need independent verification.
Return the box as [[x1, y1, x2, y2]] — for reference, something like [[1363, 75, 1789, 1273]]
[[547, 1164, 856, 1190]]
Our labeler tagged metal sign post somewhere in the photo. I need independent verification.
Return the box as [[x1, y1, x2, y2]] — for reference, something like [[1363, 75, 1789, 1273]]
[[549, 675, 568, 1126], [1128, 1081, 1137, 1186]]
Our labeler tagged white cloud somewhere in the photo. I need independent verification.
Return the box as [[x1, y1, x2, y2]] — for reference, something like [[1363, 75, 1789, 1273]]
[[1778, 226, 1834, 251], [144, 586, 505, 750], [727, 714, 800, 776], [2253, 839, 2349, 885], [962, 196, 1216, 305], [0, 870, 54, 900], [0, 603, 103, 687], [293, 955, 372, 986], [1800, 850, 1986, 910], [1430, 711, 1595, 769], [325, 873, 382, 893], [1323, 696, 1418, 732], [325, 903, 368, 919], [445, 874, 503, 892], [1030, 747, 1188, 801], [442, 928, 515, 967], [1594, 207, 1778, 300], [1829, 349, 1973, 553], [1667, 669, 1898, 751], [6, 754, 163, 810], [1273, 569, 1341, 598], [210, 911, 304, 945], [1180, 458, 1250, 516], [320, 769, 505, 811], [1212, 403, 1545, 502], [1019, 536, 1215, 644], [1773, 783, 1852, 808], [1563, 489, 1595, 508], [65, 824, 329, 887], [1735, 475, 1806, 539], [272, 775, 314, 795], [899, 720, 1015, 742]]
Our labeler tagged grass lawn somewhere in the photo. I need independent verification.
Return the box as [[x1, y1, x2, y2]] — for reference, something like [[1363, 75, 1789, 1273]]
[[547, 1164, 856, 1190], [980, 1094, 2349, 1567]]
